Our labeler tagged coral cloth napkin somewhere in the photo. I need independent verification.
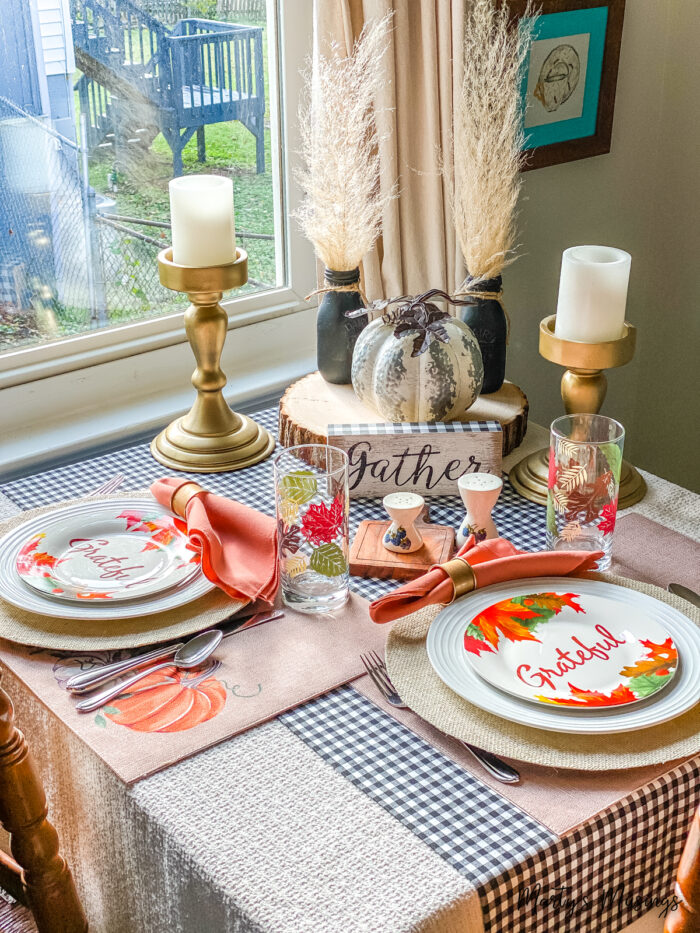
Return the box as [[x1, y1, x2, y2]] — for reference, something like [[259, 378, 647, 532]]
[[150, 477, 278, 603], [369, 535, 603, 623]]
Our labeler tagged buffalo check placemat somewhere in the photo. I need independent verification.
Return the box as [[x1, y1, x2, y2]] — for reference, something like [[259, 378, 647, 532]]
[[1, 406, 697, 933]]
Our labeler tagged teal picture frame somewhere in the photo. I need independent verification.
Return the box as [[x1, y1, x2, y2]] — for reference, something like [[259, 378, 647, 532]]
[[510, 0, 626, 171], [522, 7, 608, 149]]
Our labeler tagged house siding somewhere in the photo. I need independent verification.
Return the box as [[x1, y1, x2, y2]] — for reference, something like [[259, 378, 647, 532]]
[[35, 0, 75, 77]]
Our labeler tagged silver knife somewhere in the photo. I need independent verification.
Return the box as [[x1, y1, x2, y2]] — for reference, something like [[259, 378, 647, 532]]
[[668, 583, 700, 610], [65, 609, 284, 694]]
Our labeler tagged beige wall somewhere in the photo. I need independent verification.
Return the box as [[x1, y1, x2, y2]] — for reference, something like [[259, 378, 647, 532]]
[[503, 0, 700, 492]]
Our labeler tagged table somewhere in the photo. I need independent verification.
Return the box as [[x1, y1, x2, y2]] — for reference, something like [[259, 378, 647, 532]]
[[0, 410, 698, 933]]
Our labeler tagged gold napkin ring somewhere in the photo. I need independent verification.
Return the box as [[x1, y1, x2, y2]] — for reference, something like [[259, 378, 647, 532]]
[[170, 481, 205, 518], [440, 557, 476, 601]]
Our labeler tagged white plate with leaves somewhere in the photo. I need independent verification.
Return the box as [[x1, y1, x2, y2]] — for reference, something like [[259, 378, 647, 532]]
[[15, 504, 200, 602], [426, 578, 700, 734], [460, 588, 677, 708], [0, 499, 214, 620]]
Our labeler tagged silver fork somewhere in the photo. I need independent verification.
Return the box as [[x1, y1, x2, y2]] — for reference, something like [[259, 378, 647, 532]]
[[92, 474, 126, 495], [360, 650, 520, 785]]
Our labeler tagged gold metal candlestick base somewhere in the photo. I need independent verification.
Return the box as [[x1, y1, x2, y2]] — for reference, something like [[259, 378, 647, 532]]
[[509, 447, 646, 509], [151, 248, 275, 473], [509, 315, 646, 508]]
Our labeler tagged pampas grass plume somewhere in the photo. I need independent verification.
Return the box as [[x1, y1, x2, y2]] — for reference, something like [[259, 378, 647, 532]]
[[455, 0, 536, 283], [295, 14, 393, 272]]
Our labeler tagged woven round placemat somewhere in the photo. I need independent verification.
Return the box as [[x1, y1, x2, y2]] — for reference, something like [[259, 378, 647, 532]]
[[0, 493, 245, 650], [386, 573, 700, 770]]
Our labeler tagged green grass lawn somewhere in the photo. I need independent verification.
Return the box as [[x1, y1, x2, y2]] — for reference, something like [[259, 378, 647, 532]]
[[89, 118, 276, 277], [70, 9, 277, 333]]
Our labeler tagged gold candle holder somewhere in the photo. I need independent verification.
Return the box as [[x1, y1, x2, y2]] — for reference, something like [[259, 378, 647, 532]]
[[150, 247, 275, 473], [509, 315, 646, 508]]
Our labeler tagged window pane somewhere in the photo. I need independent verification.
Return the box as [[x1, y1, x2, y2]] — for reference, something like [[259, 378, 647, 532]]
[[0, 0, 281, 354]]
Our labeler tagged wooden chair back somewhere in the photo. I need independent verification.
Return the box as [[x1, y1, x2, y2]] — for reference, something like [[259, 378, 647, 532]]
[[665, 803, 700, 933], [0, 684, 87, 932]]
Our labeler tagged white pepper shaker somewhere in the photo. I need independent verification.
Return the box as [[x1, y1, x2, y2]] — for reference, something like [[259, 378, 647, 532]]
[[382, 492, 425, 554], [456, 473, 503, 547]]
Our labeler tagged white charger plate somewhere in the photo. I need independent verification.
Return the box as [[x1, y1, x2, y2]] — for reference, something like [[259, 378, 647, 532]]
[[0, 499, 214, 620], [426, 577, 700, 734], [16, 506, 199, 602], [462, 588, 677, 708]]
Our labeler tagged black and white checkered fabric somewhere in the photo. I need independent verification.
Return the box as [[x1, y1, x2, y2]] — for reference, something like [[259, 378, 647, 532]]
[[2, 406, 694, 933], [0, 407, 548, 603], [480, 757, 699, 933], [328, 420, 501, 435], [281, 686, 556, 882]]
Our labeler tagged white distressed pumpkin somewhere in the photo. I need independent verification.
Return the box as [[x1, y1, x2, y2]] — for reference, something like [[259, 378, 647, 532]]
[[351, 305, 484, 423]]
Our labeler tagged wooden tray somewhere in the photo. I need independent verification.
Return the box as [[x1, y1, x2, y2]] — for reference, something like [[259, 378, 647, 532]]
[[279, 372, 528, 455], [350, 520, 455, 581]]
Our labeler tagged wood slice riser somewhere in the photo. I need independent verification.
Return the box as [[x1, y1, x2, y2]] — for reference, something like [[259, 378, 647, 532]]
[[279, 373, 529, 456]]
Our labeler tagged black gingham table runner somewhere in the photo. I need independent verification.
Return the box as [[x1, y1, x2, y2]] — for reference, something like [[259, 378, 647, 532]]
[[2, 406, 696, 933]]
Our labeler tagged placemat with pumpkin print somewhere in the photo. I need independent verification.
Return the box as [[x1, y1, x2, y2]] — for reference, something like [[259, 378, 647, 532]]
[[0, 590, 384, 783]]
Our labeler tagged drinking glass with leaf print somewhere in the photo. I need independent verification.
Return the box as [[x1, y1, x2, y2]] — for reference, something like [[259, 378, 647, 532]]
[[546, 415, 624, 571], [274, 445, 349, 613]]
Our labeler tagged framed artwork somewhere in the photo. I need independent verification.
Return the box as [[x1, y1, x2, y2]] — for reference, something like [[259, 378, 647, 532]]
[[510, 0, 626, 170]]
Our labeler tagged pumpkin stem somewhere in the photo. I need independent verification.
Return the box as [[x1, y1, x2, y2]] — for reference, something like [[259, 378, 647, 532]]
[[369, 289, 475, 357]]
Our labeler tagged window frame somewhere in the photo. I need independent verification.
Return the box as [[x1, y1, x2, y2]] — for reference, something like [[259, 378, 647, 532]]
[[0, 0, 316, 393]]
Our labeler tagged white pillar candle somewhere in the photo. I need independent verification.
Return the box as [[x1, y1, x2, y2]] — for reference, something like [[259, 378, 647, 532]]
[[555, 245, 631, 342], [169, 175, 236, 267]]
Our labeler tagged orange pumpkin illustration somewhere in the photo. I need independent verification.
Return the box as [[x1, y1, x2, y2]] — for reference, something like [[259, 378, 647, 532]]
[[104, 666, 226, 733]]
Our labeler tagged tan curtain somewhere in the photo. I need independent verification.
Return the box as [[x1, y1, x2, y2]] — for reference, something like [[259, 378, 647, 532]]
[[313, 0, 467, 300]]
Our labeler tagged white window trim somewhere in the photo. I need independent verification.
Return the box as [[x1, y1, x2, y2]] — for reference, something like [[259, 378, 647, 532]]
[[0, 0, 317, 474]]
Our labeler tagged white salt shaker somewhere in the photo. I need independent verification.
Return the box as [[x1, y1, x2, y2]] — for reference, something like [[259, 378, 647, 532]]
[[456, 473, 503, 547], [382, 492, 425, 553]]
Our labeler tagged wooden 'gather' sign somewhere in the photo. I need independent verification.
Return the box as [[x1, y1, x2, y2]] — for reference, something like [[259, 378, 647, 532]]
[[327, 422, 503, 497]]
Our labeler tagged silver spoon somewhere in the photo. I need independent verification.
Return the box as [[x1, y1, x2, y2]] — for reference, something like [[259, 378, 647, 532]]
[[66, 610, 283, 694], [74, 630, 223, 713]]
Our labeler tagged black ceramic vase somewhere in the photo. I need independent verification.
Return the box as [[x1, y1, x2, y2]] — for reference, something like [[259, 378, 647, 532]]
[[456, 275, 507, 394], [317, 268, 368, 384]]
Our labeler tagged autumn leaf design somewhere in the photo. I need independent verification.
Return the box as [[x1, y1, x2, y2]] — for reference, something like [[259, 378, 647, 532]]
[[278, 471, 318, 504], [117, 510, 149, 531], [463, 627, 495, 656], [117, 512, 181, 549], [17, 533, 45, 560], [279, 497, 300, 526], [557, 439, 583, 461], [563, 486, 600, 524], [469, 599, 544, 649], [559, 521, 582, 542], [519, 592, 585, 614], [464, 592, 585, 654], [16, 535, 58, 575], [284, 554, 308, 578], [599, 442, 622, 482], [537, 682, 637, 706], [301, 494, 344, 546], [619, 637, 677, 679], [277, 519, 303, 555], [626, 673, 674, 698], [592, 470, 616, 502], [551, 487, 569, 514], [557, 463, 588, 492], [309, 542, 347, 577], [141, 525, 178, 551], [32, 552, 59, 568], [598, 499, 618, 536]]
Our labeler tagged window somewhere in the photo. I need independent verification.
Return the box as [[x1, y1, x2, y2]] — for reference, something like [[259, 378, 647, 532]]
[[0, 0, 312, 365]]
